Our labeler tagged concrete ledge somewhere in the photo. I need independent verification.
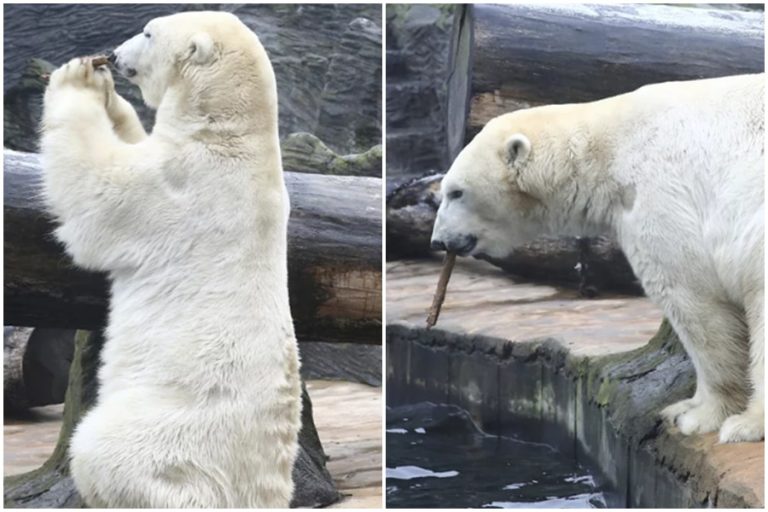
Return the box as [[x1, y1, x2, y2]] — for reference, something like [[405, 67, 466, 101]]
[[386, 259, 764, 508]]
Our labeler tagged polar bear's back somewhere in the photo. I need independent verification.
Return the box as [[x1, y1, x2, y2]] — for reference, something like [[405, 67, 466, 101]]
[[614, 73, 763, 302]]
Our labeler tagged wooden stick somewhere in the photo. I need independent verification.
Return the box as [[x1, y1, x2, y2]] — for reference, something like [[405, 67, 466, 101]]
[[41, 55, 109, 81], [426, 251, 457, 329], [90, 55, 109, 68]]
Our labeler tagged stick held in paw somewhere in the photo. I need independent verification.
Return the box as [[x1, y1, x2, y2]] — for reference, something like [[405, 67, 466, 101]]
[[426, 251, 457, 329], [42, 55, 110, 81], [90, 55, 110, 68]]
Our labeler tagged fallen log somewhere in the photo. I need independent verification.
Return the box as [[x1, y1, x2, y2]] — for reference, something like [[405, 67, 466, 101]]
[[386, 173, 641, 295], [4, 150, 381, 344], [461, 3, 765, 141]]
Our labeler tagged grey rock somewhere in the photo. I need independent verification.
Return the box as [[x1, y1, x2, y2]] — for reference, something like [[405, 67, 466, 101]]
[[3, 4, 381, 155]]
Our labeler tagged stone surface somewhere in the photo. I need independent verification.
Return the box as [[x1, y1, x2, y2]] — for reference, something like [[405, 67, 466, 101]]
[[385, 4, 458, 192], [282, 133, 382, 178], [387, 258, 660, 356], [3, 4, 381, 155], [308, 380, 382, 509]]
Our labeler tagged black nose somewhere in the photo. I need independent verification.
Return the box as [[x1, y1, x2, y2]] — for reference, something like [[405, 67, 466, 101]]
[[431, 239, 446, 251], [107, 52, 117, 65]]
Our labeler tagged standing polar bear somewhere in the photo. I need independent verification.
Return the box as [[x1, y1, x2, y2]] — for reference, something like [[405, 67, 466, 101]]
[[41, 12, 301, 507], [431, 74, 764, 443]]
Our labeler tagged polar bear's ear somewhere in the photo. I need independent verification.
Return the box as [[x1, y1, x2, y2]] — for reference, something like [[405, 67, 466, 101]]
[[184, 33, 216, 65], [505, 134, 531, 166]]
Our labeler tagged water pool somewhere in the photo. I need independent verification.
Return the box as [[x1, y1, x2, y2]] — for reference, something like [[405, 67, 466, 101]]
[[386, 402, 606, 509]]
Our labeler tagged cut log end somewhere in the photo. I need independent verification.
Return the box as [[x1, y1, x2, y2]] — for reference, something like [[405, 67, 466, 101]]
[[426, 252, 457, 329]]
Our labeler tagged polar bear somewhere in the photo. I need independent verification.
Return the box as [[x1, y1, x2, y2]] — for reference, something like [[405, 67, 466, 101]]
[[431, 74, 764, 443], [40, 12, 301, 507]]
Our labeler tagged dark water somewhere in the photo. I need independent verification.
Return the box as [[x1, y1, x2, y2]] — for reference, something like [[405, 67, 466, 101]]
[[386, 403, 606, 509]]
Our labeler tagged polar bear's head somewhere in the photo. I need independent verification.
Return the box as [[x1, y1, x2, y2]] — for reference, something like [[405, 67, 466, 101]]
[[431, 113, 553, 259], [112, 11, 275, 117]]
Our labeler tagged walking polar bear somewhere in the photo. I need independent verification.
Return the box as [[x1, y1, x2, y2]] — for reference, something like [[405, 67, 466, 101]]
[[431, 74, 764, 443], [41, 12, 301, 507]]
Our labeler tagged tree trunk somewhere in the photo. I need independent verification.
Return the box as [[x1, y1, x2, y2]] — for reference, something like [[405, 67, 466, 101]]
[[386, 173, 641, 295], [3, 150, 381, 344], [464, 4, 764, 141], [4, 331, 341, 508]]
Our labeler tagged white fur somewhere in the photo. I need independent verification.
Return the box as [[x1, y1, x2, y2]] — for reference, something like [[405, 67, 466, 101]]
[[40, 12, 301, 507], [432, 74, 764, 443]]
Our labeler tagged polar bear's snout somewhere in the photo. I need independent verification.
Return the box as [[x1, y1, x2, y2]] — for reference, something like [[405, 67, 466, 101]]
[[430, 215, 478, 256], [112, 33, 145, 79], [430, 234, 477, 256]]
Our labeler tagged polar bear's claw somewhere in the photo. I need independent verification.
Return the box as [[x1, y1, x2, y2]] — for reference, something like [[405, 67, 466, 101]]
[[48, 57, 114, 99], [675, 403, 728, 435], [660, 397, 699, 425], [719, 412, 764, 443]]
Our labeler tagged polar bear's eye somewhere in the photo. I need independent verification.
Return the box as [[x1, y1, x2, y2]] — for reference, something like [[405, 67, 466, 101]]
[[144, 32, 151, 39], [447, 190, 463, 200]]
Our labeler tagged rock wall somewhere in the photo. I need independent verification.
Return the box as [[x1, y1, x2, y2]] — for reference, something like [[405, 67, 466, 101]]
[[385, 4, 458, 192], [3, 3, 381, 155]]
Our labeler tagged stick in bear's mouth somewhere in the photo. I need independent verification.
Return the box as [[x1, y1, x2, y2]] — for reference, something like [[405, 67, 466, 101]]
[[426, 251, 457, 329]]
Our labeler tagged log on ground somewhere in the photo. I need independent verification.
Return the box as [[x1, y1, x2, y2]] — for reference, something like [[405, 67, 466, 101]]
[[461, 3, 764, 142], [3, 150, 381, 344], [386, 172, 641, 295]]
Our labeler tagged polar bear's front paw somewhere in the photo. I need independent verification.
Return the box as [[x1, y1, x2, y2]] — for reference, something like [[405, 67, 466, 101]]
[[719, 411, 764, 443], [47, 57, 115, 105], [671, 400, 731, 435], [660, 397, 699, 425]]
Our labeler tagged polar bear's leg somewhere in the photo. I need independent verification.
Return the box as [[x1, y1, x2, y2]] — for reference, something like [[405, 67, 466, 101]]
[[107, 93, 148, 143], [719, 292, 764, 443], [42, 59, 172, 271], [71, 402, 231, 507], [659, 293, 750, 435]]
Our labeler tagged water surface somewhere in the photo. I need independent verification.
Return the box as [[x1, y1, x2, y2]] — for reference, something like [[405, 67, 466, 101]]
[[386, 402, 606, 509]]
